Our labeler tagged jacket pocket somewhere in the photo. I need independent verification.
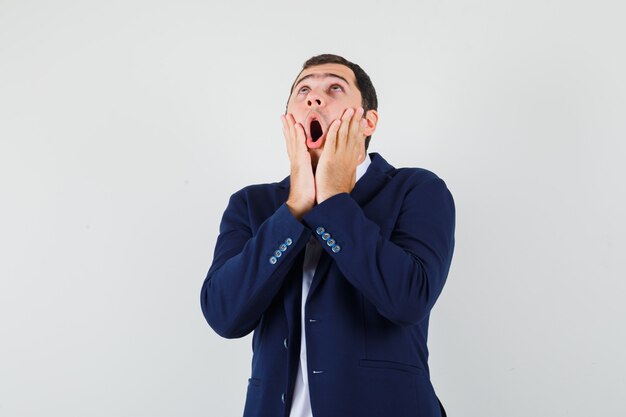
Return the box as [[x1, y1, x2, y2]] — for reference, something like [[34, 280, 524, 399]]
[[359, 358, 427, 377]]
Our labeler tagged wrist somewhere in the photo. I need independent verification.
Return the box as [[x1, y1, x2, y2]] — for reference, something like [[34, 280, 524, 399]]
[[317, 186, 350, 204], [286, 199, 312, 221]]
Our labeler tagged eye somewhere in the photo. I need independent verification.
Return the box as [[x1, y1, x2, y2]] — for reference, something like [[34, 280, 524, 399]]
[[298, 86, 310, 94], [330, 84, 344, 92]]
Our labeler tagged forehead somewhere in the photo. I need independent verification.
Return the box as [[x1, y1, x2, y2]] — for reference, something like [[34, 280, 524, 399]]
[[294, 63, 357, 86]]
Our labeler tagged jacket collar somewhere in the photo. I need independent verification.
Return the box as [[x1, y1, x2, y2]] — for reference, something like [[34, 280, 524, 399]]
[[350, 152, 394, 206]]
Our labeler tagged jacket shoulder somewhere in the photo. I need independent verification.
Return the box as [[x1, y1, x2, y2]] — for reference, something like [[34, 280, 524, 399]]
[[388, 165, 449, 191], [224, 179, 289, 229], [229, 177, 288, 201]]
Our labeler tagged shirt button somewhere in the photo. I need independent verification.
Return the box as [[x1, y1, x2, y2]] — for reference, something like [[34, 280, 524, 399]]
[[283, 338, 288, 349], [269, 256, 277, 264], [316, 227, 325, 235], [331, 245, 341, 253]]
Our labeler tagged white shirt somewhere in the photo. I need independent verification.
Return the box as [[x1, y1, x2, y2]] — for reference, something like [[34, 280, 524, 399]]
[[289, 154, 371, 417]]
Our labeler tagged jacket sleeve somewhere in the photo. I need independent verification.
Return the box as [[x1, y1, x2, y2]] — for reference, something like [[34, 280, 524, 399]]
[[200, 189, 311, 339], [301, 177, 455, 326]]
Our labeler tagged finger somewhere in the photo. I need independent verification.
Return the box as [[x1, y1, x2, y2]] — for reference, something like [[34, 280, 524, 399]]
[[281, 115, 292, 152], [360, 117, 368, 132], [337, 107, 354, 150], [357, 118, 368, 161], [283, 114, 301, 159], [288, 114, 304, 156], [287, 113, 297, 142], [324, 118, 341, 155], [285, 115, 298, 145], [348, 106, 365, 150], [286, 113, 306, 150], [281, 114, 290, 139], [294, 121, 307, 150]]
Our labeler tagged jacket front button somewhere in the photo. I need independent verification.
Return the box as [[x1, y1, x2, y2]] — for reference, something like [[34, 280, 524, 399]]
[[283, 337, 288, 349], [281, 393, 285, 404]]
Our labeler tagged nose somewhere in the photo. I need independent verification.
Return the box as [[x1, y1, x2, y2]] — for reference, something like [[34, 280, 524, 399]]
[[306, 92, 323, 107]]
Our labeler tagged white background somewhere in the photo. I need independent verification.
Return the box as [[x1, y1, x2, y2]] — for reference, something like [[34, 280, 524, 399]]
[[1, 0, 624, 416]]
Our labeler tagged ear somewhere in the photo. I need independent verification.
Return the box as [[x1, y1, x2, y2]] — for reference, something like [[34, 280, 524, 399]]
[[363, 109, 379, 137]]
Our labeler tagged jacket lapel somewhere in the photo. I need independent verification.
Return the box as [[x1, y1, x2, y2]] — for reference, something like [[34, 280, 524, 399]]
[[349, 152, 394, 207]]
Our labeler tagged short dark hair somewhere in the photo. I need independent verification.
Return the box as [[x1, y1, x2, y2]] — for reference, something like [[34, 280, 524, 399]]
[[286, 54, 378, 150]]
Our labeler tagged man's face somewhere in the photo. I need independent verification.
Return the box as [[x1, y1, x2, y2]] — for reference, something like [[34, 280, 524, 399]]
[[286, 63, 366, 163]]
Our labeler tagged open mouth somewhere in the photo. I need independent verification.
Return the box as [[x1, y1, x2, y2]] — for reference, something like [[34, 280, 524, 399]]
[[310, 120, 323, 142]]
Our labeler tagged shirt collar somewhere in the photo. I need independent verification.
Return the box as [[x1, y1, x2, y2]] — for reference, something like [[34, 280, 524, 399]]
[[355, 153, 371, 183]]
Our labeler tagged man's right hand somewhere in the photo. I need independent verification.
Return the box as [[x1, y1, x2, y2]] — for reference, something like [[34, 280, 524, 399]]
[[281, 113, 316, 221]]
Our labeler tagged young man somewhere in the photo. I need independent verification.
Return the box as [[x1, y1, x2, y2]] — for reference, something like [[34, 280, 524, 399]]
[[200, 54, 455, 417]]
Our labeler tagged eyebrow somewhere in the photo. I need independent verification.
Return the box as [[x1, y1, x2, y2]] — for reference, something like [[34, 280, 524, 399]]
[[292, 73, 351, 92]]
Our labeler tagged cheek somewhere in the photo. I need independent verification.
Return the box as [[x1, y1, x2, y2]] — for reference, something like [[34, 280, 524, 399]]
[[287, 100, 305, 116], [286, 96, 298, 112], [326, 106, 344, 121]]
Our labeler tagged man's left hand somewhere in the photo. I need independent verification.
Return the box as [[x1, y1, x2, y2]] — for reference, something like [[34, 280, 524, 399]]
[[315, 107, 368, 204]]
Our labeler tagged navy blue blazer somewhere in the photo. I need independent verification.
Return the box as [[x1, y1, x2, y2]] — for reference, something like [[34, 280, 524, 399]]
[[201, 152, 455, 417]]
